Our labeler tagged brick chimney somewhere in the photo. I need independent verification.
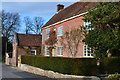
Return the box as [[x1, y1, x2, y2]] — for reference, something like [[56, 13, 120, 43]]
[[57, 4, 64, 12]]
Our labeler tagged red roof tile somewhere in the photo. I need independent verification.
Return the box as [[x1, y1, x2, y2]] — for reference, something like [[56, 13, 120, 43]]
[[16, 34, 42, 46], [43, 2, 99, 27]]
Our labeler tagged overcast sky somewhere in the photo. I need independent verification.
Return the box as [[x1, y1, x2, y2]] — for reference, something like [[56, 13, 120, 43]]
[[2, 2, 74, 33]]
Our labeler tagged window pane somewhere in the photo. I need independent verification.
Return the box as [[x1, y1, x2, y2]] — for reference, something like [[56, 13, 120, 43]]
[[58, 47, 63, 55], [84, 44, 93, 57], [84, 22, 92, 31], [31, 51, 35, 53], [58, 26, 63, 36], [46, 28, 50, 38], [46, 47, 49, 55], [88, 54, 90, 56], [30, 50, 36, 55], [91, 54, 93, 56]]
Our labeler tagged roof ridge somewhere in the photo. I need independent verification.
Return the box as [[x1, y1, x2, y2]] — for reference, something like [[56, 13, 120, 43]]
[[43, 2, 99, 28]]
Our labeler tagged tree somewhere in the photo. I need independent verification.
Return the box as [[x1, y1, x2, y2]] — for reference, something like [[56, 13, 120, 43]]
[[83, 2, 120, 58], [60, 28, 83, 57], [33, 17, 44, 35], [1, 10, 20, 42], [24, 16, 44, 35], [45, 30, 57, 56], [24, 16, 32, 34], [2, 37, 12, 62], [1, 10, 20, 54]]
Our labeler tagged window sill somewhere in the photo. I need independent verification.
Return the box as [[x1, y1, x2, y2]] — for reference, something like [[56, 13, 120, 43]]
[[83, 56, 94, 58], [45, 55, 50, 56], [57, 55, 63, 56]]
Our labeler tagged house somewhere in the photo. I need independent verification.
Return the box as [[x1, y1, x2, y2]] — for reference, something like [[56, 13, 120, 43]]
[[12, 33, 42, 66], [42, 2, 99, 58]]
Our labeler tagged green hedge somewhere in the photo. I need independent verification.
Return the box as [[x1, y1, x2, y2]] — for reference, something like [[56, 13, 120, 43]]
[[21, 55, 98, 76], [101, 57, 120, 74]]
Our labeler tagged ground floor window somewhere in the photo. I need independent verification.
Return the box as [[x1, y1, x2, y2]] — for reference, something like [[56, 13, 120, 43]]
[[46, 46, 50, 56], [84, 44, 93, 57], [58, 47, 63, 56], [30, 49, 36, 55]]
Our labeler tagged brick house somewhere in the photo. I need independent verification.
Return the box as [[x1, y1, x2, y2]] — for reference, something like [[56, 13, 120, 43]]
[[42, 2, 99, 58], [12, 33, 42, 66]]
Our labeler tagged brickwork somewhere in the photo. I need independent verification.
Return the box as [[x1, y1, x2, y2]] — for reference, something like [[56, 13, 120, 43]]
[[10, 34, 42, 66], [42, 16, 85, 57]]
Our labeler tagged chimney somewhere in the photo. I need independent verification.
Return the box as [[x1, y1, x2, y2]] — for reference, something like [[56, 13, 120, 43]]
[[57, 4, 64, 12]]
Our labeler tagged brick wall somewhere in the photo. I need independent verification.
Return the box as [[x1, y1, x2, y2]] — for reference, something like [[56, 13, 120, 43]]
[[11, 35, 41, 66], [42, 16, 85, 58]]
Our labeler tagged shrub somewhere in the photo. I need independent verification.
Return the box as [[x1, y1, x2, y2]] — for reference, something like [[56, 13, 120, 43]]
[[101, 57, 120, 74], [21, 55, 98, 76]]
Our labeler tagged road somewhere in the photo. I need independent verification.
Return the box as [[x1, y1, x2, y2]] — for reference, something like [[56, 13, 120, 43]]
[[1, 63, 55, 80]]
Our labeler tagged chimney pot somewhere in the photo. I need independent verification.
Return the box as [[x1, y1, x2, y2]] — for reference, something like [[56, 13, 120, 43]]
[[57, 4, 64, 12]]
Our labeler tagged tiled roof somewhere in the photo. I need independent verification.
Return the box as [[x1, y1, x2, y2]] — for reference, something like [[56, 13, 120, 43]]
[[16, 33, 42, 46], [43, 2, 99, 27]]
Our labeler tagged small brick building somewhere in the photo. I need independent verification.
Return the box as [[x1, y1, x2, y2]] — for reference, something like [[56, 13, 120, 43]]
[[12, 33, 42, 66]]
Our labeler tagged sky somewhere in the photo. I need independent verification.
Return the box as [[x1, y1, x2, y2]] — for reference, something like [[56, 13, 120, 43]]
[[2, 2, 74, 33]]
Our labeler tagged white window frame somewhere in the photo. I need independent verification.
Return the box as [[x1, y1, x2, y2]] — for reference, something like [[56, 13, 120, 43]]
[[57, 46, 63, 56], [45, 46, 50, 56], [58, 26, 64, 36], [83, 44, 93, 57], [84, 22, 94, 31], [46, 28, 50, 39], [30, 49, 36, 55]]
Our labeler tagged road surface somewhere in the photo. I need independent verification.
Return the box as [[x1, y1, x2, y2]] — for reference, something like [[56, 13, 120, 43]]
[[1, 63, 55, 80]]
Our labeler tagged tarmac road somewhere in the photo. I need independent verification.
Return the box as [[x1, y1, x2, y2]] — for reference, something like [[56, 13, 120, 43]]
[[1, 63, 55, 80]]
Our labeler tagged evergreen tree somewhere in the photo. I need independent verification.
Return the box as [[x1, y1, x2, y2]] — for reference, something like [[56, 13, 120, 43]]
[[83, 2, 120, 58]]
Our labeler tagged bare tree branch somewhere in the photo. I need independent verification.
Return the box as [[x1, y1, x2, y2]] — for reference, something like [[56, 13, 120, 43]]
[[60, 28, 83, 57], [24, 16, 44, 35]]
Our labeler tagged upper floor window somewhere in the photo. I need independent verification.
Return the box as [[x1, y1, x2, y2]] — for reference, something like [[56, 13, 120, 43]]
[[84, 22, 93, 31], [46, 28, 50, 39], [84, 44, 93, 57], [58, 47, 63, 56], [58, 26, 63, 36], [30, 49, 36, 55], [84, 22, 91, 26]]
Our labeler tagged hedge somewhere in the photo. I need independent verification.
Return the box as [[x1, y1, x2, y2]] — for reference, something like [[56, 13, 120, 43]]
[[101, 57, 120, 74], [21, 55, 98, 76]]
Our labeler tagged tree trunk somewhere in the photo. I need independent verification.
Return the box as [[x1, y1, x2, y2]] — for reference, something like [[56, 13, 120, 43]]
[[49, 47, 53, 56]]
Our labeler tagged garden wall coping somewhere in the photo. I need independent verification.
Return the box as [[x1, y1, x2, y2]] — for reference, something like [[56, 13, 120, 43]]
[[19, 64, 100, 80]]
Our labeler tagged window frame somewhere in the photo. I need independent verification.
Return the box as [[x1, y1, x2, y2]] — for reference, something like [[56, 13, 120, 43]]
[[45, 46, 50, 56], [57, 26, 64, 36], [57, 46, 63, 56], [30, 49, 36, 55], [46, 28, 50, 39], [84, 22, 94, 31], [83, 44, 93, 57]]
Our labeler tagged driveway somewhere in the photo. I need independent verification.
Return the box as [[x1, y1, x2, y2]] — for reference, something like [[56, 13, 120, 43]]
[[1, 63, 55, 80]]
